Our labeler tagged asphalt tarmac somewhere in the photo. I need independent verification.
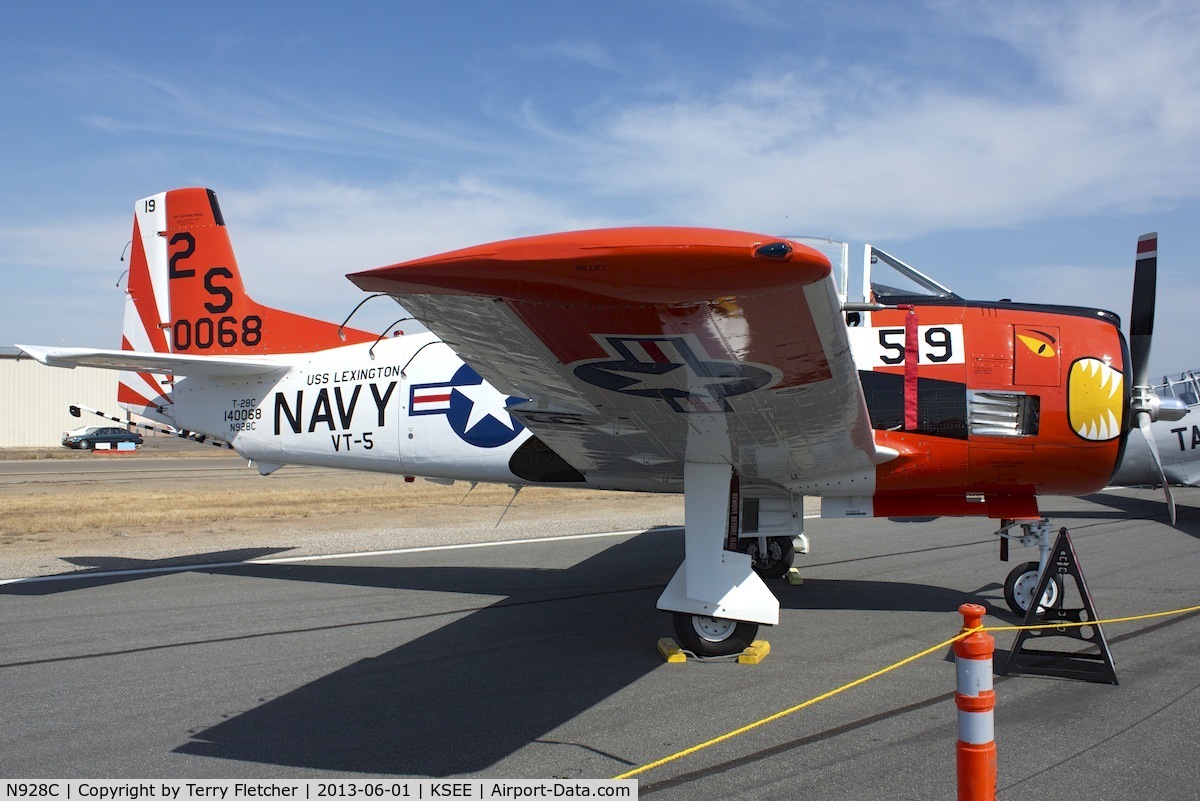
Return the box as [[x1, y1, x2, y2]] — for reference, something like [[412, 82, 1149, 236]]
[[2, 486, 1197, 799]]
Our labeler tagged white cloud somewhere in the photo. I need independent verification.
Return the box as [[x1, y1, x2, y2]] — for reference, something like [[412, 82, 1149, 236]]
[[210, 178, 617, 323], [513, 40, 619, 72], [550, 2, 1200, 238], [0, 217, 130, 274], [6, 0, 1199, 372]]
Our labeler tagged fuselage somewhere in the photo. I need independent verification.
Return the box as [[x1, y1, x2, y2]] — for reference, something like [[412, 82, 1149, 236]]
[[845, 299, 1127, 518], [177, 331, 540, 483], [173, 296, 1132, 516]]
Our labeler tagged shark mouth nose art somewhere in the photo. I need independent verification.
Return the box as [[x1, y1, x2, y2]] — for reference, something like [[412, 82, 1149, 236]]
[[1068, 357, 1123, 441]]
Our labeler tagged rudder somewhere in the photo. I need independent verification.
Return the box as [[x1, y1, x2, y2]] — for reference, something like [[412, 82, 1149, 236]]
[[118, 187, 372, 421]]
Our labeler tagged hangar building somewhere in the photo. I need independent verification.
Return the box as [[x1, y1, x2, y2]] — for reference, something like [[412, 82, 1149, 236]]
[[0, 348, 123, 448]]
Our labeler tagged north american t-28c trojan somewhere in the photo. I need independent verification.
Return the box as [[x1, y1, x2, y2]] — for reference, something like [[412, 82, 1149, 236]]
[[1114, 369, 1200, 489], [18, 188, 1188, 655]]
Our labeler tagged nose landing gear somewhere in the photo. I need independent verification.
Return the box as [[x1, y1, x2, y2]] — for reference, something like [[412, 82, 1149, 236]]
[[997, 519, 1062, 615]]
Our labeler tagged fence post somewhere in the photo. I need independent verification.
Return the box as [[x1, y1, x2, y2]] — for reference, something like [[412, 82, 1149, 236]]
[[955, 603, 996, 801]]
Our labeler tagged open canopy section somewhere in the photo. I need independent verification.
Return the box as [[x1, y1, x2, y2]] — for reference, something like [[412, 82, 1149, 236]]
[[862, 245, 961, 304]]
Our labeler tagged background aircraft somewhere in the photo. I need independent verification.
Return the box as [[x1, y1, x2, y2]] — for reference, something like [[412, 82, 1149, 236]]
[[17, 188, 1187, 655], [1113, 369, 1199, 488]]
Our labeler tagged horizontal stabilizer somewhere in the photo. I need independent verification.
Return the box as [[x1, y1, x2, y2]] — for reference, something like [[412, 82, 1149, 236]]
[[16, 345, 289, 378]]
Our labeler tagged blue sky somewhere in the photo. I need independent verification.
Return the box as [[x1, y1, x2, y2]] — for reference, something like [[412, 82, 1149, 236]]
[[2, 0, 1197, 376]]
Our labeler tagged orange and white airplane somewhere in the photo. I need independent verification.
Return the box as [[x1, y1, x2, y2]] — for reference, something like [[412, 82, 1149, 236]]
[[17, 188, 1188, 655]]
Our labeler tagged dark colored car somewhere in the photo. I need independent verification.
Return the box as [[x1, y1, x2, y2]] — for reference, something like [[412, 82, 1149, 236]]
[[61, 426, 143, 450]]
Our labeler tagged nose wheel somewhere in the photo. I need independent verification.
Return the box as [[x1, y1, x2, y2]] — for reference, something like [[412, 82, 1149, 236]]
[[1004, 561, 1062, 616]]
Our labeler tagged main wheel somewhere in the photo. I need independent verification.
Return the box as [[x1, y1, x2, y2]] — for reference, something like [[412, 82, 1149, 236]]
[[672, 612, 758, 657], [740, 536, 795, 579], [1004, 561, 1061, 616], [79, 440, 92, 450]]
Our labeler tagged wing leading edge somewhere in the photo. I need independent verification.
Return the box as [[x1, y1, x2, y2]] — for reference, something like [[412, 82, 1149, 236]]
[[352, 227, 892, 493]]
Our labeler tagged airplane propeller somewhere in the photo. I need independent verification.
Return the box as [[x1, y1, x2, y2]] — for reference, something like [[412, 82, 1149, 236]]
[[1126, 233, 1188, 524]]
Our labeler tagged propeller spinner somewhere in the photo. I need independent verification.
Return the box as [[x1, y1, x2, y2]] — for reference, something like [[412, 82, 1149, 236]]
[[1127, 233, 1188, 524]]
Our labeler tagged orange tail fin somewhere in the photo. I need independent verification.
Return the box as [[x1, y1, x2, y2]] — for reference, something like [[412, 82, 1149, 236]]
[[118, 187, 372, 419]]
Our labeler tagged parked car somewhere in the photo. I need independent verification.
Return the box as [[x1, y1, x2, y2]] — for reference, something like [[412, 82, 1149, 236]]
[[61, 425, 143, 450]]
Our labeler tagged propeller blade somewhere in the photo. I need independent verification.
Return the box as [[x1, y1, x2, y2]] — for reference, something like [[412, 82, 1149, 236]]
[[1137, 411, 1177, 525], [1129, 232, 1158, 388]]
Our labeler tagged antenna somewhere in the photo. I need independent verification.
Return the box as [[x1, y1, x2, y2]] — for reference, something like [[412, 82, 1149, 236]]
[[495, 485, 522, 528], [337, 292, 388, 341], [116, 240, 133, 287], [368, 317, 415, 360], [399, 338, 443, 376]]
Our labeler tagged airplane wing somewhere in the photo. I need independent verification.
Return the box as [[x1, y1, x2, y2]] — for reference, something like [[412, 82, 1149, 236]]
[[15, 345, 288, 378], [351, 227, 895, 491]]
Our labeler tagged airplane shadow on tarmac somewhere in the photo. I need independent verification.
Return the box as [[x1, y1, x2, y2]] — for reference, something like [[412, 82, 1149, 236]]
[[173, 530, 679, 776], [0, 548, 296, 595], [2, 526, 1056, 775], [167, 528, 1006, 776], [776, 577, 984, 614], [1073, 490, 1200, 539]]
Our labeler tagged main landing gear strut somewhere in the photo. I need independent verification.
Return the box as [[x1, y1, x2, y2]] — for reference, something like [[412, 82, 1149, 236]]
[[670, 535, 797, 656], [658, 464, 780, 657], [996, 518, 1063, 615]]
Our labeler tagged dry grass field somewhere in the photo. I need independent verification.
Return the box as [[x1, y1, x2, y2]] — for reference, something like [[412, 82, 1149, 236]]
[[0, 447, 684, 579]]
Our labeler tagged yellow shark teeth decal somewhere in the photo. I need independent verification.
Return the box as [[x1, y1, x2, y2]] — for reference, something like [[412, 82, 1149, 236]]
[[1068, 357, 1123, 441]]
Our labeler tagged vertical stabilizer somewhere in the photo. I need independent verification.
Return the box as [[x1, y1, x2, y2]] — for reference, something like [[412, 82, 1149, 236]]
[[118, 187, 372, 421]]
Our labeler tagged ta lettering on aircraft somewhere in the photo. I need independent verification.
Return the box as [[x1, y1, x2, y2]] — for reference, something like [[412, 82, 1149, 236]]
[[18, 188, 1189, 657], [1113, 369, 1200, 489]]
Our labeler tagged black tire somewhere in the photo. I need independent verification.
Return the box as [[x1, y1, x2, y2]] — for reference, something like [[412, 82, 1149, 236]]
[[79, 440, 92, 451], [740, 536, 795, 579], [672, 612, 759, 657], [1003, 561, 1062, 616]]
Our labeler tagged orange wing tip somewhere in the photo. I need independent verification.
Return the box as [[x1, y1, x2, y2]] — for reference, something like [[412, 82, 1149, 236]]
[[351, 227, 832, 305]]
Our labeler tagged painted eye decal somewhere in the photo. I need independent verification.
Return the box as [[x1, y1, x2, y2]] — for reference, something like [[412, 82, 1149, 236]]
[[1017, 330, 1057, 358]]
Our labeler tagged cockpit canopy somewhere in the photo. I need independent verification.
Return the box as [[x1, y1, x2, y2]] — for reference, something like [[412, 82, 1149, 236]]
[[866, 246, 960, 304], [782, 238, 961, 307], [1153, 370, 1200, 407]]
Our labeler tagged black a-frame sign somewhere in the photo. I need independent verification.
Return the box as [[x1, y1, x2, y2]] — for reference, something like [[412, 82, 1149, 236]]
[[1002, 527, 1119, 685]]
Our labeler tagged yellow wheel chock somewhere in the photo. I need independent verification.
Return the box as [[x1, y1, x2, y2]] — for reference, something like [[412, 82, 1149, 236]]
[[656, 638, 772, 664]]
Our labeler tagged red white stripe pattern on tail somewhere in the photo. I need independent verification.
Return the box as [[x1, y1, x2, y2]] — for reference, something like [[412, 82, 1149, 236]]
[[119, 191, 174, 423]]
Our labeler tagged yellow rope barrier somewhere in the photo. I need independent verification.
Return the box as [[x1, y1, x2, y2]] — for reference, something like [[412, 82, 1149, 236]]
[[612, 629, 978, 780], [981, 603, 1200, 633], [613, 602, 1200, 781]]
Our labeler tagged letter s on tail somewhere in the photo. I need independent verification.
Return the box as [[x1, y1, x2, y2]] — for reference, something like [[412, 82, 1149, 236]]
[[119, 188, 372, 421]]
